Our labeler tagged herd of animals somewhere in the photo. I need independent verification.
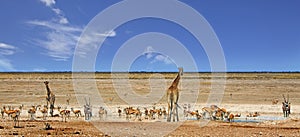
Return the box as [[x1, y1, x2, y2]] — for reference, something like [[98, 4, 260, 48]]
[[0, 99, 291, 128], [0, 68, 293, 128]]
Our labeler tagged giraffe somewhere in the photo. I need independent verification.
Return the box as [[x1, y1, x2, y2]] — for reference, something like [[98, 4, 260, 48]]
[[44, 81, 55, 117], [167, 67, 183, 122]]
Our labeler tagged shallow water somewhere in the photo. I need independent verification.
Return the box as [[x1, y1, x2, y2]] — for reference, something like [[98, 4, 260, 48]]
[[187, 115, 287, 123], [233, 116, 286, 123]]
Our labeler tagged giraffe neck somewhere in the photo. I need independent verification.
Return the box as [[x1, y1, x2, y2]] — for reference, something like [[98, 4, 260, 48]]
[[45, 85, 51, 93], [171, 72, 181, 88], [45, 84, 52, 99]]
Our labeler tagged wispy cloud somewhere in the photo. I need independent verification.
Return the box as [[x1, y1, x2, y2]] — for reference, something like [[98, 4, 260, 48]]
[[28, 20, 117, 61], [27, 20, 82, 32], [152, 54, 173, 64], [33, 67, 47, 72], [144, 46, 155, 59], [27, 22, 117, 61], [27, 20, 82, 61], [0, 43, 18, 55], [40, 0, 55, 7], [76, 30, 117, 58], [0, 58, 15, 71], [39, 0, 69, 24], [0, 42, 17, 71], [143, 46, 173, 65], [28, 1, 117, 61]]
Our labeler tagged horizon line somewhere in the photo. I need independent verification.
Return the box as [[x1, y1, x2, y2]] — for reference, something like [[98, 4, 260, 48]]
[[0, 71, 299, 73]]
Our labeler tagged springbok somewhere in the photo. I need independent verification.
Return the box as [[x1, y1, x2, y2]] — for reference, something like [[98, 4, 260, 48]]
[[201, 107, 215, 120], [144, 108, 149, 120], [272, 98, 279, 105], [3, 106, 21, 127], [39, 105, 48, 120], [0, 107, 4, 119], [60, 108, 71, 122], [187, 110, 202, 120], [3, 106, 20, 119], [98, 107, 107, 120], [71, 108, 82, 118], [117, 107, 122, 118], [28, 105, 40, 120], [228, 113, 234, 122], [124, 107, 142, 121]]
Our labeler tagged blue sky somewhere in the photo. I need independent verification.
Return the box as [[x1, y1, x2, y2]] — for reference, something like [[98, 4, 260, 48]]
[[0, 0, 299, 72]]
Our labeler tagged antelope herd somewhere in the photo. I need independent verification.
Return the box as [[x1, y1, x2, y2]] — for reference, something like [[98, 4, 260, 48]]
[[0, 74, 294, 128], [0, 95, 294, 128]]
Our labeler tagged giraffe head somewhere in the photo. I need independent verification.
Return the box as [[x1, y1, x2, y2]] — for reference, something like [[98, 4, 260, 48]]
[[178, 67, 183, 76], [44, 81, 49, 85]]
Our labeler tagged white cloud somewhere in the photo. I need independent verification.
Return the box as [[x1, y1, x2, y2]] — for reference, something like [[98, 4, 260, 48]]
[[40, 31, 77, 61], [39, 0, 69, 25], [0, 58, 15, 71], [28, 21, 81, 61], [52, 8, 61, 14], [59, 17, 69, 24], [96, 30, 116, 37], [143, 46, 173, 65], [27, 20, 82, 32], [153, 54, 173, 64], [0, 43, 17, 55], [34, 0, 117, 60], [33, 68, 47, 72], [40, 0, 55, 7], [0, 43, 18, 71], [144, 46, 155, 59], [27, 20, 117, 61], [75, 30, 117, 58]]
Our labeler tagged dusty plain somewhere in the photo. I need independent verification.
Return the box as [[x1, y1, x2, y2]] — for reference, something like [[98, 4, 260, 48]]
[[0, 72, 300, 137]]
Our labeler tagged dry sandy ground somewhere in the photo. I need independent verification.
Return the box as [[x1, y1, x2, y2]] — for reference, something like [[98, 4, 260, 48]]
[[1, 118, 300, 137], [0, 72, 300, 136]]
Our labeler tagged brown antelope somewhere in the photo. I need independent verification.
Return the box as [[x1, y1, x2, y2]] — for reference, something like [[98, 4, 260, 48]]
[[117, 107, 122, 118], [272, 98, 279, 105], [187, 110, 202, 120], [3, 106, 20, 119], [201, 107, 215, 120], [124, 107, 141, 121], [149, 107, 157, 120], [157, 108, 163, 119], [39, 105, 48, 120], [28, 105, 40, 120], [0, 107, 4, 119], [3, 106, 21, 127], [98, 107, 107, 120], [234, 113, 241, 117], [11, 111, 20, 127], [60, 109, 71, 122], [162, 107, 167, 119], [246, 112, 259, 117], [228, 113, 234, 122], [213, 108, 227, 120], [144, 108, 149, 120], [252, 112, 260, 117], [71, 108, 82, 118]]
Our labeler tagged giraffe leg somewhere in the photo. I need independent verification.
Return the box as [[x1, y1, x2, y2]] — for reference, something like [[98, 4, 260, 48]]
[[167, 98, 171, 122], [176, 104, 179, 122]]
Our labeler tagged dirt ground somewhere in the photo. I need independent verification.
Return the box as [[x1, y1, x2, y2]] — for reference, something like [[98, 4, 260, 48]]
[[0, 72, 300, 136]]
